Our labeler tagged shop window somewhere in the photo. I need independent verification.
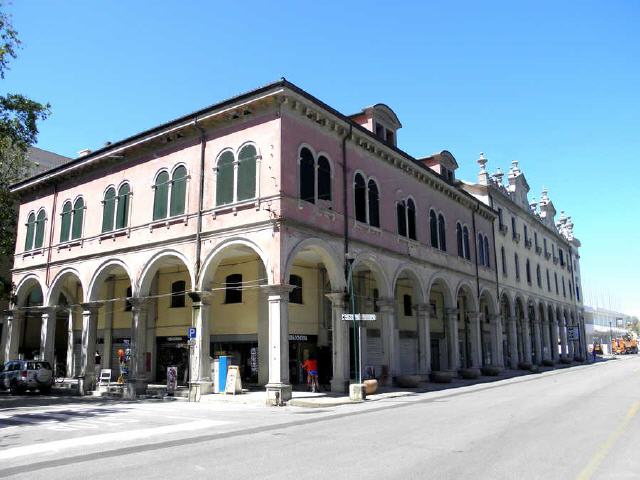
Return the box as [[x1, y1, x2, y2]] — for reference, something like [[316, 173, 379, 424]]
[[171, 280, 186, 308], [60, 201, 72, 242], [225, 274, 243, 304], [102, 187, 116, 233], [289, 274, 303, 304], [34, 209, 46, 249], [317, 156, 331, 201], [299, 147, 315, 204], [403, 294, 413, 316], [354, 173, 367, 222], [216, 151, 235, 206], [367, 179, 380, 228], [237, 144, 257, 202], [125, 286, 132, 312]]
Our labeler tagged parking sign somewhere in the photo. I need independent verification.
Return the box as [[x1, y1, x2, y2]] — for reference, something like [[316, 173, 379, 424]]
[[188, 327, 197, 339]]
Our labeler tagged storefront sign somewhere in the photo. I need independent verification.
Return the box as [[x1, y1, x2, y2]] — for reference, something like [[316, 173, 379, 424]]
[[289, 334, 308, 341], [341, 313, 377, 321]]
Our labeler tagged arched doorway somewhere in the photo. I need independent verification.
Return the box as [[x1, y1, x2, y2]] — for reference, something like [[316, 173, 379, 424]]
[[479, 290, 498, 367], [15, 280, 44, 359], [428, 277, 454, 372], [456, 283, 478, 369], [500, 293, 514, 368], [393, 268, 424, 375]]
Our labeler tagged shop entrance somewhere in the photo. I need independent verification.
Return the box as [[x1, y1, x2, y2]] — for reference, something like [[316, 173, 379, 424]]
[[289, 334, 320, 387], [212, 341, 259, 385], [156, 336, 189, 385]]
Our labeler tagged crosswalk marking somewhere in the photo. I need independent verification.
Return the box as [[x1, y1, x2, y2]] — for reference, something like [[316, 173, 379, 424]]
[[0, 410, 142, 431]]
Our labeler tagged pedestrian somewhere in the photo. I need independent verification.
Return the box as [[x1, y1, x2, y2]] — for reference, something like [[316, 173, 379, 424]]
[[592, 344, 597, 362], [302, 354, 319, 393]]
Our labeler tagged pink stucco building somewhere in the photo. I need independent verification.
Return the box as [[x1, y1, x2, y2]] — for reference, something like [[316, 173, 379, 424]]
[[1, 80, 585, 401]]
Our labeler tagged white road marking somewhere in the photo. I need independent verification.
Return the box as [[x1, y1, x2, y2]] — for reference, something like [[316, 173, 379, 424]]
[[0, 420, 230, 460]]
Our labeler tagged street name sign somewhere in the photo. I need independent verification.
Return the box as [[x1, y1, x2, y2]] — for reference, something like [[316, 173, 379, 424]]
[[341, 313, 377, 321]]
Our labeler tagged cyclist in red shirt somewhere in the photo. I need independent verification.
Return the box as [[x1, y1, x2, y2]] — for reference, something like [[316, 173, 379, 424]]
[[302, 354, 319, 393]]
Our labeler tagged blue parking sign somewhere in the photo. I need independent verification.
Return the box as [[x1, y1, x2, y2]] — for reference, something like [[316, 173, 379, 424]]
[[188, 327, 197, 339]]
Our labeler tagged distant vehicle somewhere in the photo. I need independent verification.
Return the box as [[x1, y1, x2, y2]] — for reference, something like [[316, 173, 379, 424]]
[[0, 360, 54, 394], [611, 333, 638, 355]]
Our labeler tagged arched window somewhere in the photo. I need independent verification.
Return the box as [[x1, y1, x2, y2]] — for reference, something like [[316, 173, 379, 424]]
[[430, 210, 438, 248], [546, 269, 551, 291], [102, 187, 116, 233], [478, 233, 485, 266], [115, 183, 131, 229], [484, 236, 490, 267], [367, 179, 380, 228], [153, 171, 170, 220], [525, 259, 531, 284], [554, 272, 558, 294], [514, 253, 520, 280], [437, 214, 447, 251], [299, 147, 315, 204], [71, 197, 84, 240], [237, 144, 257, 202], [354, 173, 367, 222], [289, 274, 303, 304], [396, 200, 407, 237], [407, 199, 416, 240], [456, 223, 463, 257], [216, 151, 235, 206], [562, 277, 566, 297], [536, 265, 542, 287], [317, 155, 331, 201], [170, 165, 187, 217], [25, 212, 36, 251], [225, 274, 243, 304], [463, 226, 470, 260], [501, 246, 507, 275], [170, 280, 186, 308], [60, 201, 72, 243], [34, 209, 46, 248]]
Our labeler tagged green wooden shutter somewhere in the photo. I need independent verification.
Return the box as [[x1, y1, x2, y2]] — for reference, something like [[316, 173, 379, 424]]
[[170, 166, 187, 217], [153, 171, 170, 220], [237, 145, 256, 201], [216, 151, 234, 205], [71, 197, 84, 240], [60, 201, 72, 242], [115, 184, 130, 229], [102, 187, 116, 232], [25, 212, 35, 250], [34, 210, 46, 248]]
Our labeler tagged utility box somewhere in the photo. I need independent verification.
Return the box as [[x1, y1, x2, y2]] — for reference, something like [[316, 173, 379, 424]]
[[214, 356, 230, 394]]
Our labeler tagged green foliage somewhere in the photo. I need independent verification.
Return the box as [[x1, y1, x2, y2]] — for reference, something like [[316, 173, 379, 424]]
[[0, 3, 50, 299]]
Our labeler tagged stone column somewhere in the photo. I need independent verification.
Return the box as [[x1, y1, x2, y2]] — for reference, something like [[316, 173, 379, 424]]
[[188, 292, 213, 395], [326, 293, 349, 392], [507, 317, 519, 369], [551, 318, 560, 361], [66, 308, 75, 377], [467, 312, 482, 369], [257, 286, 269, 386], [378, 298, 399, 380], [542, 319, 551, 362], [445, 309, 460, 371], [79, 302, 102, 394], [559, 317, 568, 359], [415, 304, 431, 377], [40, 307, 57, 365], [567, 317, 575, 359], [533, 318, 542, 365], [521, 314, 532, 365], [126, 298, 149, 398], [3, 310, 22, 363], [489, 314, 504, 367], [0, 312, 9, 364], [264, 284, 294, 404]]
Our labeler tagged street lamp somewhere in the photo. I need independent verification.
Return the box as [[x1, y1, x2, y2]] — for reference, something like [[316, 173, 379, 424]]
[[345, 257, 361, 386]]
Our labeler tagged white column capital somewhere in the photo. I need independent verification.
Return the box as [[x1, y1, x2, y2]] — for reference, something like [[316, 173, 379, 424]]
[[262, 284, 295, 299], [81, 301, 103, 314], [325, 292, 346, 309], [188, 291, 213, 306]]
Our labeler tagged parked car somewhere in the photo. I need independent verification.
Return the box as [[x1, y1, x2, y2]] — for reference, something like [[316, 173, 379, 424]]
[[0, 360, 54, 394]]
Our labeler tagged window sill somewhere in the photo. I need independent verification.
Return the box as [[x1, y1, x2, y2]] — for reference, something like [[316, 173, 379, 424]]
[[353, 221, 382, 235], [149, 215, 189, 231], [98, 228, 130, 243], [214, 198, 259, 217], [21, 248, 45, 259], [57, 240, 83, 252]]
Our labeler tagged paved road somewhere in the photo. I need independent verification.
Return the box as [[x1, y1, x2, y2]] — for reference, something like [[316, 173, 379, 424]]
[[1, 356, 638, 479]]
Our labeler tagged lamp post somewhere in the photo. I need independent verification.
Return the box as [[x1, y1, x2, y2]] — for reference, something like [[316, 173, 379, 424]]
[[346, 257, 361, 385]]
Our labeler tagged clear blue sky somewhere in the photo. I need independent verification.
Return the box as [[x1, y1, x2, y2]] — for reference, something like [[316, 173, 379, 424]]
[[3, 1, 639, 316]]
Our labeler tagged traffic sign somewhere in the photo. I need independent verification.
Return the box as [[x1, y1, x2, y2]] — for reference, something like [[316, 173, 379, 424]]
[[567, 326, 580, 341], [188, 327, 197, 339], [341, 313, 377, 321]]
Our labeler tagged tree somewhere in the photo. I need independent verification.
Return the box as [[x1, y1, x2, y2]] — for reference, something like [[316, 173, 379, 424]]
[[0, 3, 50, 299]]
